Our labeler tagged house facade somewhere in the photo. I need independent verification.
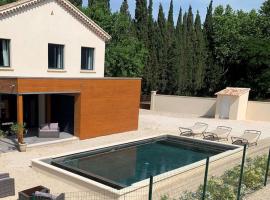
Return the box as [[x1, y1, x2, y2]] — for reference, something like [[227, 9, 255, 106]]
[[0, 0, 141, 139]]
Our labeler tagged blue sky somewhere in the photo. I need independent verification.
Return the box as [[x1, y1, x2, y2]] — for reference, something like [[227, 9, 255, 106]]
[[83, 0, 265, 22]]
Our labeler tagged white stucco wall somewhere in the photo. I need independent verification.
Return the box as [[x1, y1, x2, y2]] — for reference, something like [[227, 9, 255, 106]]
[[215, 94, 249, 120], [247, 101, 270, 121], [0, 0, 106, 77], [150, 93, 216, 117]]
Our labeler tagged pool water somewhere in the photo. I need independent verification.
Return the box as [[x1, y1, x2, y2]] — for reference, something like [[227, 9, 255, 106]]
[[51, 137, 227, 189]]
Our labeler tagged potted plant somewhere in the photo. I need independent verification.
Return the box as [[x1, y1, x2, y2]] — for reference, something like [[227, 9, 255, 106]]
[[10, 123, 27, 152]]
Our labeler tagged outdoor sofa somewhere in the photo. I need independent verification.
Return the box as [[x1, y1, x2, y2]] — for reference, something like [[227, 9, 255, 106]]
[[179, 122, 208, 137], [0, 172, 15, 198], [19, 185, 65, 200], [231, 130, 261, 146], [38, 123, 60, 138]]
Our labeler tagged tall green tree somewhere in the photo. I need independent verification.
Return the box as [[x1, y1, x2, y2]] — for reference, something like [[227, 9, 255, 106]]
[[105, 0, 147, 77], [166, 0, 178, 94], [88, 0, 110, 10], [143, 0, 159, 93], [120, 0, 131, 19], [83, 0, 112, 32], [203, 0, 222, 95], [193, 11, 206, 94], [260, 0, 270, 38], [156, 4, 168, 93], [135, 0, 148, 46], [185, 6, 195, 95], [175, 8, 185, 94]]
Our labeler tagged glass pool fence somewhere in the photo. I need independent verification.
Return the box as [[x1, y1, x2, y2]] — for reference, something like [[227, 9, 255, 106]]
[[31, 146, 270, 200]]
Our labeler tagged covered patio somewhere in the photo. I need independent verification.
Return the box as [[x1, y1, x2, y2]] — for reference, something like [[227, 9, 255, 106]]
[[0, 77, 141, 141], [0, 92, 77, 152]]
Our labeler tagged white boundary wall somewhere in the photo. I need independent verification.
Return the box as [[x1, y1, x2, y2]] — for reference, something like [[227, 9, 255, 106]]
[[246, 101, 270, 121], [150, 92, 270, 121], [150, 92, 216, 117]]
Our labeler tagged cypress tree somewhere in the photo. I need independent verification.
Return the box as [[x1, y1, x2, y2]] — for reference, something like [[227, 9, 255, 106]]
[[142, 0, 159, 93], [120, 0, 131, 19], [156, 4, 168, 93], [176, 7, 184, 94], [135, 0, 148, 46], [203, 0, 222, 94], [186, 6, 195, 95], [166, 0, 178, 94], [194, 11, 206, 94]]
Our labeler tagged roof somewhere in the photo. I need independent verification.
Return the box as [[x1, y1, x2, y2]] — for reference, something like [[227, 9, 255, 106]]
[[215, 87, 250, 96], [0, 0, 111, 41]]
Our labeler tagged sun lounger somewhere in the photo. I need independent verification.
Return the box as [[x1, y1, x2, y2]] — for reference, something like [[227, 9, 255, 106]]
[[179, 122, 208, 137], [203, 126, 232, 141], [231, 130, 261, 146]]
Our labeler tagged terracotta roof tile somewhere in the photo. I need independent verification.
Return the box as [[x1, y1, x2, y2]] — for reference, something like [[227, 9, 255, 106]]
[[215, 87, 250, 96]]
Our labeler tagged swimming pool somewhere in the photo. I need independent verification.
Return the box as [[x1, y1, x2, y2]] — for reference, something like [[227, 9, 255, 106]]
[[40, 135, 237, 190]]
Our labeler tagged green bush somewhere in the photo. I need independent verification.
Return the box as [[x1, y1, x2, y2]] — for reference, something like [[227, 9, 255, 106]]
[[0, 129, 5, 138], [176, 155, 269, 200]]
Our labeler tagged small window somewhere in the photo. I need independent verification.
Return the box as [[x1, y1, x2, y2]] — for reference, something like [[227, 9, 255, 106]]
[[48, 43, 64, 69], [0, 39, 10, 67], [81, 47, 94, 70]]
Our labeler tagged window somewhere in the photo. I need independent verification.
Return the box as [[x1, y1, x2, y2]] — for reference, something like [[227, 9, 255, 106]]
[[0, 39, 10, 67], [48, 43, 64, 69], [81, 47, 94, 70]]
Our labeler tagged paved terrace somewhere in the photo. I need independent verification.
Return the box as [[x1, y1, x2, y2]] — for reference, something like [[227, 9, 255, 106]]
[[0, 109, 270, 200]]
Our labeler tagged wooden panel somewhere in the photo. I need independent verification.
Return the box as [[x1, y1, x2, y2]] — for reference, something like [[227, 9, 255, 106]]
[[12, 78, 141, 140], [79, 79, 141, 139], [0, 78, 18, 93]]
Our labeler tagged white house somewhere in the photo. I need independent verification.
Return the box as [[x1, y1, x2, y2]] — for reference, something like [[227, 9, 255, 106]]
[[0, 0, 111, 78], [0, 0, 141, 140]]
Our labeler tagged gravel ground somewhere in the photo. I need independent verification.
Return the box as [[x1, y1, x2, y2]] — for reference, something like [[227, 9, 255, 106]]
[[1, 109, 270, 200], [246, 185, 270, 200]]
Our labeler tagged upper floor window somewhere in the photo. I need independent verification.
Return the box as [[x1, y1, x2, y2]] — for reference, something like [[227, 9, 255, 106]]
[[0, 39, 10, 67], [81, 47, 94, 70], [48, 43, 64, 69]]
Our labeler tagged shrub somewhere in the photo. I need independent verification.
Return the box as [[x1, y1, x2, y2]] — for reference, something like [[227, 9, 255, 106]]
[[0, 129, 5, 138], [178, 155, 269, 200]]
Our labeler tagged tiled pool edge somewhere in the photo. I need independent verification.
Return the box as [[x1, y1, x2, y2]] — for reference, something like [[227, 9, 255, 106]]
[[31, 135, 243, 198]]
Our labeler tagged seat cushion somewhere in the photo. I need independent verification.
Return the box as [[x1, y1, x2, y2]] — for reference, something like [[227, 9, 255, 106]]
[[49, 123, 59, 130], [40, 124, 50, 130]]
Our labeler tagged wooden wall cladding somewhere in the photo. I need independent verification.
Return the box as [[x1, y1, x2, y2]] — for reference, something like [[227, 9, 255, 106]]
[[0, 78, 141, 139], [0, 78, 18, 93]]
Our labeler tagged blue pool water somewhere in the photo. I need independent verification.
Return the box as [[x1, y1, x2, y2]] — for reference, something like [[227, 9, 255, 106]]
[[51, 137, 232, 189]]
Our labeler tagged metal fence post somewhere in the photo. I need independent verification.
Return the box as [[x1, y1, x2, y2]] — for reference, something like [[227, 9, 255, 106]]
[[148, 175, 153, 200], [237, 144, 247, 200], [202, 157, 210, 200], [264, 148, 270, 186]]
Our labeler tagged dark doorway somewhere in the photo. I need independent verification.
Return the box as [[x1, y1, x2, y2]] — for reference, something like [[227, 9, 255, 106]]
[[23, 95, 39, 128], [51, 94, 74, 134], [0, 94, 17, 123]]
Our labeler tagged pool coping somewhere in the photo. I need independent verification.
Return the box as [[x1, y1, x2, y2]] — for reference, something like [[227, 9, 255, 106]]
[[31, 134, 243, 196]]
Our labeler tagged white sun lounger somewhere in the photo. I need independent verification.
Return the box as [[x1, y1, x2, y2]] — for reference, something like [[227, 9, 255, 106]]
[[231, 130, 261, 146], [179, 122, 208, 137], [203, 126, 232, 141]]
